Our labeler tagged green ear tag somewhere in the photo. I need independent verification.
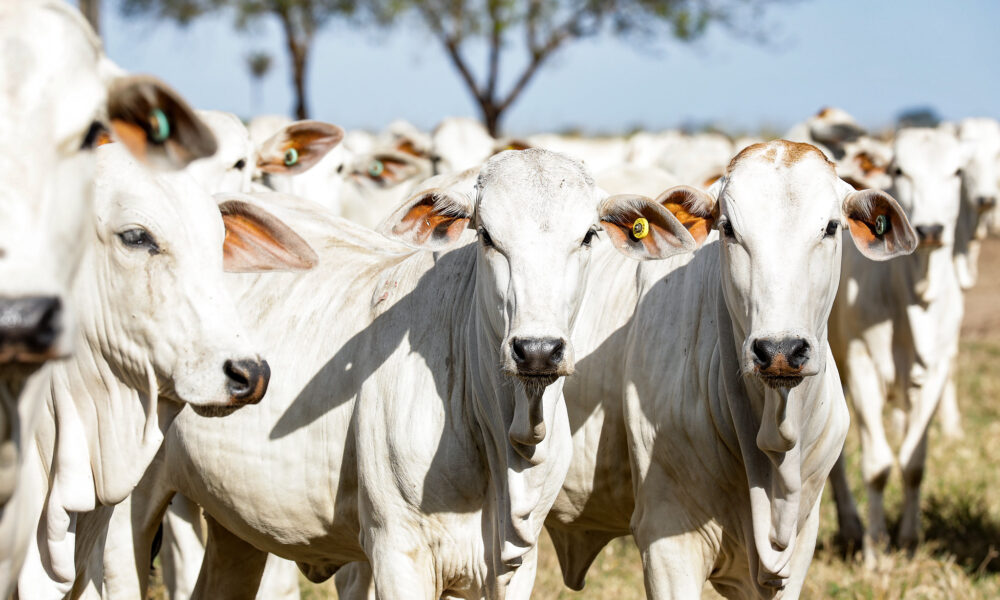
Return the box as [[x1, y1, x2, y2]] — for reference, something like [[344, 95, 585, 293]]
[[368, 160, 385, 177], [149, 108, 170, 143], [875, 214, 888, 237], [283, 148, 299, 166]]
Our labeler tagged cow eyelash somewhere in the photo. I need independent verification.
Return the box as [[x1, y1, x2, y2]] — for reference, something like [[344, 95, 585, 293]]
[[824, 220, 840, 238], [718, 218, 735, 238], [582, 229, 598, 247], [478, 227, 494, 248], [118, 228, 161, 255], [81, 121, 107, 150]]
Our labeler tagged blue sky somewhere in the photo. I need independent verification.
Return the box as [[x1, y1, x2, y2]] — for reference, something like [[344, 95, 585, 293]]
[[92, 0, 1000, 135]]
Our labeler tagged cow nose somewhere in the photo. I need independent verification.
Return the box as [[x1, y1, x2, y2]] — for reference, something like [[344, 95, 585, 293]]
[[914, 224, 944, 242], [751, 337, 811, 374], [0, 296, 62, 363], [976, 196, 997, 211], [511, 337, 565, 375], [224, 358, 270, 405]]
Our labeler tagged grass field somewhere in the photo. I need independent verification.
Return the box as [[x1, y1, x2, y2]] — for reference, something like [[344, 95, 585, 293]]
[[160, 241, 1000, 599]]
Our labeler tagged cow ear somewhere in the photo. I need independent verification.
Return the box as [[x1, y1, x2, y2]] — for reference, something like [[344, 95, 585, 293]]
[[377, 188, 472, 250], [840, 185, 918, 260], [256, 121, 345, 175], [106, 75, 217, 169], [653, 184, 719, 246], [599, 194, 697, 260], [217, 199, 318, 272]]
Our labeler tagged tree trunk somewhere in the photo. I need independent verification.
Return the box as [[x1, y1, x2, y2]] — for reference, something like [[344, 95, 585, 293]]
[[79, 0, 100, 35], [291, 45, 309, 120], [480, 100, 502, 138]]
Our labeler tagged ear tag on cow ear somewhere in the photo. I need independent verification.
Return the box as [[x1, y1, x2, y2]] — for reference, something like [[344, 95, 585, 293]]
[[148, 108, 170, 143], [283, 148, 299, 166], [874, 214, 888, 237], [631, 217, 650, 240], [368, 160, 385, 177]]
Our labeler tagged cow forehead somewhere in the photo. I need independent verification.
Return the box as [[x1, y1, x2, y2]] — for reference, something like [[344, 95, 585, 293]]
[[476, 149, 598, 235], [0, 1, 105, 149], [96, 145, 224, 245], [895, 129, 963, 176], [724, 141, 840, 222]]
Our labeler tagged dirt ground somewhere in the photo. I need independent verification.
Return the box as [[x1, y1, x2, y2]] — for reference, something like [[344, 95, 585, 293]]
[[962, 237, 1000, 340]]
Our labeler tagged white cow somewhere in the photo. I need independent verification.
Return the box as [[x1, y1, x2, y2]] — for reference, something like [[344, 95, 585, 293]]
[[953, 117, 1000, 290], [13, 143, 315, 598], [113, 149, 695, 600], [785, 107, 867, 160], [0, 1, 216, 593], [829, 128, 968, 564], [431, 116, 497, 174], [549, 140, 915, 598]]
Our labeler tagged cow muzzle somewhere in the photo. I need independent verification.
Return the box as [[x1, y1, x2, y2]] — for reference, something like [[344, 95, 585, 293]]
[[914, 224, 945, 249], [0, 296, 64, 364], [750, 336, 815, 389], [508, 336, 571, 382], [976, 196, 997, 212], [224, 358, 270, 406]]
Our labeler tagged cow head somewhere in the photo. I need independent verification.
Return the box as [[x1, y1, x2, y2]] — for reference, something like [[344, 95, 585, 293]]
[[0, 1, 216, 384], [380, 148, 696, 443], [88, 144, 315, 410], [957, 119, 1000, 221], [679, 141, 915, 390]]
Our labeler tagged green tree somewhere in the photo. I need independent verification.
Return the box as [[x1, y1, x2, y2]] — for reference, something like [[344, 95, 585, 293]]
[[122, 0, 356, 119], [374, 0, 784, 135]]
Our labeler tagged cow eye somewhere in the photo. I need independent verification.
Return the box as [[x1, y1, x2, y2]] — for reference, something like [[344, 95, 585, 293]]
[[233, 158, 247, 171], [336, 164, 345, 174], [582, 229, 598, 247], [824, 220, 840, 238], [719, 219, 735, 238], [954, 167, 963, 177], [118, 228, 160, 255], [478, 227, 494, 248], [891, 165, 904, 177], [81, 121, 107, 150]]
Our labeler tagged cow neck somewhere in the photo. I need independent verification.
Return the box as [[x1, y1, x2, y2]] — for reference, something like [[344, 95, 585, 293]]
[[713, 277, 835, 594], [462, 265, 573, 591], [895, 244, 955, 306]]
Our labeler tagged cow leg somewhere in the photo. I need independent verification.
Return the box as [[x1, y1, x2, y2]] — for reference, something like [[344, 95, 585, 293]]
[[828, 450, 863, 553], [191, 516, 267, 600], [256, 554, 301, 600], [845, 354, 893, 565], [334, 561, 376, 600], [162, 494, 207, 600], [936, 371, 963, 440], [897, 428, 929, 552], [631, 479, 707, 599], [365, 537, 436, 600]]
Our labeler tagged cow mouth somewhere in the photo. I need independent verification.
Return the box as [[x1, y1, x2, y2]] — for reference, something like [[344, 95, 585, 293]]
[[758, 374, 805, 389], [191, 403, 243, 418]]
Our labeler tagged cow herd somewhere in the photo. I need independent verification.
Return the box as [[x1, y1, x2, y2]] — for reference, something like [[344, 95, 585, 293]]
[[1, 2, 999, 599]]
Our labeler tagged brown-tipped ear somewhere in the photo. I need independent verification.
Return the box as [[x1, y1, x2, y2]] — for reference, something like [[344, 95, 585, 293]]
[[653, 185, 718, 246], [842, 187, 917, 260], [599, 194, 697, 260], [256, 121, 345, 175], [107, 75, 217, 169], [218, 199, 318, 272], [377, 188, 472, 250]]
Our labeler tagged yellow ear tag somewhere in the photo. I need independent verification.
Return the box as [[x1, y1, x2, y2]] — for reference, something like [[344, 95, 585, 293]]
[[632, 217, 650, 240]]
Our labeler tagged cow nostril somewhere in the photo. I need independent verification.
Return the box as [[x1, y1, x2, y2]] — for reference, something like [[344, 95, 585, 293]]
[[224, 358, 270, 404], [751, 339, 773, 369], [0, 296, 63, 360], [510, 337, 566, 374], [978, 196, 997, 209], [511, 339, 528, 364], [915, 224, 944, 240], [786, 339, 811, 369]]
